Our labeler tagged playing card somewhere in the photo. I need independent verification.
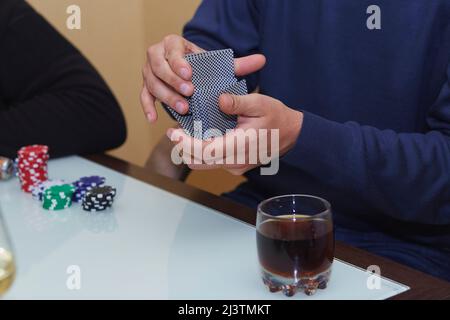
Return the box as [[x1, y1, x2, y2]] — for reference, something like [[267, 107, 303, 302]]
[[162, 104, 194, 134], [185, 49, 236, 89], [192, 80, 247, 139], [162, 49, 248, 139]]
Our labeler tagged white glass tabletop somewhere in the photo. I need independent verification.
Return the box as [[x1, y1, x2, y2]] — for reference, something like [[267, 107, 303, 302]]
[[0, 156, 408, 299]]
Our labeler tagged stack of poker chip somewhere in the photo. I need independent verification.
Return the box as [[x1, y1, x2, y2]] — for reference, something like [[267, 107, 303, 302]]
[[17, 145, 49, 193], [82, 186, 116, 212], [72, 176, 106, 203], [31, 179, 65, 201], [42, 184, 75, 211]]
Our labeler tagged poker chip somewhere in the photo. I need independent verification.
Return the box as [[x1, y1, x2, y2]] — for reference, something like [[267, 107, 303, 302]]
[[72, 176, 106, 203], [42, 184, 75, 211], [14, 146, 117, 212], [82, 185, 116, 212], [31, 179, 65, 201], [17, 145, 49, 193]]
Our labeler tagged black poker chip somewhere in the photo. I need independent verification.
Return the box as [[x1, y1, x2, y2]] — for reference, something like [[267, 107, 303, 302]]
[[82, 185, 116, 212]]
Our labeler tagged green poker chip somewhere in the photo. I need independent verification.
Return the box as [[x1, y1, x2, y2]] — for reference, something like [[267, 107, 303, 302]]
[[42, 184, 75, 211]]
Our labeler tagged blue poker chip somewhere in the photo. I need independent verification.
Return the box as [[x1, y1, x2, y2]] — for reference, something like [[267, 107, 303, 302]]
[[72, 176, 106, 203], [73, 175, 106, 187]]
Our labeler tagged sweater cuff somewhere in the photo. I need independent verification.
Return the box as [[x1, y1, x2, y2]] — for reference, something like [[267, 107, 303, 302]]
[[282, 111, 356, 180]]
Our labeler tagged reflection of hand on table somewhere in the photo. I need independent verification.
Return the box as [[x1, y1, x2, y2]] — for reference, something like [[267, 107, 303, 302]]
[[146, 135, 190, 181]]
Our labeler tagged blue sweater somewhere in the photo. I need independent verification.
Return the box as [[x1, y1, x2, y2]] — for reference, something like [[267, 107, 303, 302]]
[[184, 0, 450, 281]]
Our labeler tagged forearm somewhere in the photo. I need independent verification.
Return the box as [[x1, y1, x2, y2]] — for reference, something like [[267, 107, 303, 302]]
[[0, 86, 126, 158], [284, 111, 450, 225]]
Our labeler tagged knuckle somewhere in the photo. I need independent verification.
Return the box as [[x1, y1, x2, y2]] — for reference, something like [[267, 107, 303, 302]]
[[141, 66, 148, 79], [147, 44, 157, 57], [146, 80, 156, 94], [230, 96, 240, 111], [167, 74, 180, 87], [167, 55, 181, 69], [167, 95, 180, 108], [140, 89, 147, 101], [150, 57, 164, 71], [164, 34, 177, 43], [141, 89, 152, 104]]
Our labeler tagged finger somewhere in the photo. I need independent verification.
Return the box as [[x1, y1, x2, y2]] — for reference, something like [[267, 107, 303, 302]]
[[167, 129, 201, 163], [167, 129, 257, 168], [152, 56, 194, 97], [219, 93, 266, 117], [140, 85, 158, 122], [187, 163, 223, 171], [167, 129, 221, 164], [166, 127, 184, 143], [151, 41, 194, 96], [235, 54, 266, 77], [144, 69, 189, 114], [177, 132, 246, 165], [226, 164, 258, 176], [164, 35, 203, 81], [184, 40, 204, 54]]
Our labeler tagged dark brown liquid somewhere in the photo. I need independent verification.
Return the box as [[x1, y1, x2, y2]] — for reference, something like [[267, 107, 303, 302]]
[[257, 217, 334, 279]]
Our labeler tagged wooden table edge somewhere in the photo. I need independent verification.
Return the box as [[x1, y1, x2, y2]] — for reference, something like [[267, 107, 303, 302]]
[[85, 153, 450, 300]]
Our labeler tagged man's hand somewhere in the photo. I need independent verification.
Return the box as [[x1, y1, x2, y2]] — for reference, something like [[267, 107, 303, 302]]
[[167, 94, 303, 176], [140, 34, 266, 122]]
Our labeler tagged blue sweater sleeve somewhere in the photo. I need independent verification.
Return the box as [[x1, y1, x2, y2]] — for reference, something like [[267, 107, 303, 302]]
[[284, 63, 450, 226], [183, 0, 261, 91]]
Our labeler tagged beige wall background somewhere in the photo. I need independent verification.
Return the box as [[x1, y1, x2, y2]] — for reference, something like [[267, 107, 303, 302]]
[[27, 0, 245, 195]]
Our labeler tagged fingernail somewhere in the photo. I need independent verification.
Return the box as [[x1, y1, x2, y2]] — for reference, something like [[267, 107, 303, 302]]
[[175, 102, 186, 114], [180, 83, 191, 96], [166, 129, 174, 139], [146, 113, 154, 122], [180, 68, 189, 80]]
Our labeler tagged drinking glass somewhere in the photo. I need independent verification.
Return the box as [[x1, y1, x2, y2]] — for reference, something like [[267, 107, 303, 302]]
[[0, 208, 15, 297], [257, 195, 334, 297]]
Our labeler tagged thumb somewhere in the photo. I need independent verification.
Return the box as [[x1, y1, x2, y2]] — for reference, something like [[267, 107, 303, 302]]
[[235, 54, 266, 77], [219, 93, 265, 117]]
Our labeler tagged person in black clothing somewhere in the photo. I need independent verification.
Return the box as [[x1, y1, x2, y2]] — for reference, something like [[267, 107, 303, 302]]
[[0, 0, 127, 159]]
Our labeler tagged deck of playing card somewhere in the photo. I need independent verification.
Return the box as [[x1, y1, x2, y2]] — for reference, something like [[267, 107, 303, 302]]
[[163, 49, 248, 140]]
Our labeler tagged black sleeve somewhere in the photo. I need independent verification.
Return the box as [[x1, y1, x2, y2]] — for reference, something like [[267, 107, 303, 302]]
[[0, 0, 127, 159]]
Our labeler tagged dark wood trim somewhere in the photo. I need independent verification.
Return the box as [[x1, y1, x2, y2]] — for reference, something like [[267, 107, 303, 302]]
[[85, 153, 450, 300]]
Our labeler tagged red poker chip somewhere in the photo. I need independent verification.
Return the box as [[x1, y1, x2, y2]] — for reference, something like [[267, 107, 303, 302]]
[[18, 145, 49, 155], [21, 175, 46, 179], [18, 152, 49, 157], [19, 173, 47, 177], [19, 175, 47, 179], [18, 166, 47, 171], [18, 157, 48, 162], [17, 157, 49, 163], [19, 167, 47, 172], [17, 145, 50, 193], [17, 157, 49, 164], [19, 166, 43, 170]]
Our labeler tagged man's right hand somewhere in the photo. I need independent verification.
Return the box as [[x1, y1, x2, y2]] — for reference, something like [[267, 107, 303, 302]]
[[140, 34, 266, 123]]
